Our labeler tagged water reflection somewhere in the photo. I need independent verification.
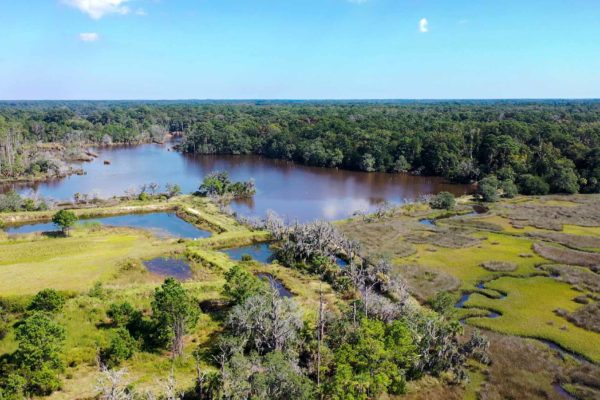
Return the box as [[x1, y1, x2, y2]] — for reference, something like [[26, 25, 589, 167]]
[[222, 243, 274, 264], [2, 144, 472, 221], [4, 212, 210, 239]]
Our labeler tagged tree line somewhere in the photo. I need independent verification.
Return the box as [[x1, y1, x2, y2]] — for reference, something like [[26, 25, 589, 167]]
[[1, 101, 599, 194]]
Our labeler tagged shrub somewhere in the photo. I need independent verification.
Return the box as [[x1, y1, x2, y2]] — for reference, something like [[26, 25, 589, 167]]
[[28, 289, 65, 313], [241, 253, 253, 262], [0, 320, 8, 340], [223, 265, 265, 305], [100, 328, 138, 367], [0, 190, 23, 212], [27, 366, 63, 396], [500, 180, 518, 198], [427, 292, 456, 316], [88, 282, 104, 298], [107, 301, 136, 327], [429, 192, 455, 210], [138, 192, 150, 201], [477, 176, 499, 202], [518, 174, 549, 195]]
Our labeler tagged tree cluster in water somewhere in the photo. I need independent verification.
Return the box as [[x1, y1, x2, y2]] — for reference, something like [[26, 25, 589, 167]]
[[0, 101, 599, 194]]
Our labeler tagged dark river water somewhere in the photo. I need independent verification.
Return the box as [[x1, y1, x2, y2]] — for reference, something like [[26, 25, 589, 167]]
[[3, 144, 471, 221]]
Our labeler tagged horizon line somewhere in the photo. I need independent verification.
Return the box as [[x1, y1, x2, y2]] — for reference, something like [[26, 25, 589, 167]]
[[1, 98, 600, 102]]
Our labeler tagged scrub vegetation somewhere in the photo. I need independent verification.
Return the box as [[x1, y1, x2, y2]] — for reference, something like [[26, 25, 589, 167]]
[[339, 193, 600, 398]]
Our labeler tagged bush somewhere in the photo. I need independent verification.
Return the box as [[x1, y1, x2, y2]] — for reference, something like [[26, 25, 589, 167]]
[[0, 320, 8, 340], [241, 253, 253, 262], [427, 292, 456, 316], [100, 328, 138, 367], [107, 301, 136, 327], [223, 265, 266, 305], [88, 282, 104, 298], [477, 176, 499, 202], [138, 192, 150, 201], [518, 174, 549, 195], [500, 180, 518, 198], [28, 289, 65, 313], [0, 190, 23, 213], [27, 366, 63, 396], [429, 192, 455, 210]]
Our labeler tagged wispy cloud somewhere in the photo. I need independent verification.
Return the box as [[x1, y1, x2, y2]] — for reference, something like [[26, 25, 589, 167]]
[[64, 0, 130, 19], [419, 18, 429, 33], [79, 32, 100, 42]]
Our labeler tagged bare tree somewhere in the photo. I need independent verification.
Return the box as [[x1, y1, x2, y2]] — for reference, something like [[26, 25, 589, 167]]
[[148, 182, 160, 196], [159, 371, 181, 400], [226, 288, 303, 354], [95, 365, 132, 400]]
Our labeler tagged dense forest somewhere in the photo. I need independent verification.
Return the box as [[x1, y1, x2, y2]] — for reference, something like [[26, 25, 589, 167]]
[[1, 100, 599, 194]]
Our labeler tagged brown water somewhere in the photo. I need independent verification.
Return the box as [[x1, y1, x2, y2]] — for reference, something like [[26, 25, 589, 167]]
[[3, 143, 472, 221]]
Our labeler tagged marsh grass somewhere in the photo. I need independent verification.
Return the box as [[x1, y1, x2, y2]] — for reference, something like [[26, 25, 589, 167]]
[[405, 230, 482, 249], [481, 261, 517, 272], [533, 242, 600, 267], [465, 276, 600, 363], [528, 231, 600, 252], [541, 264, 600, 293], [398, 232, 544, 288]]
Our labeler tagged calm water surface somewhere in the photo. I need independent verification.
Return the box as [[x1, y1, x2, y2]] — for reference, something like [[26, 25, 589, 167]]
[[5, 212, 211, 238], [143, 257, 192, 280], [257, 273, 293, 298], [3, 144, 472, 221], [222, 243, 273, 263]]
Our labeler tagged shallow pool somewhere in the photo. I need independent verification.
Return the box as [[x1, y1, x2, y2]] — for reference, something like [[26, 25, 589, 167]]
[[4, 212, 211, 239], [222, 243, 274, 263], [143, 257, 192, 280]]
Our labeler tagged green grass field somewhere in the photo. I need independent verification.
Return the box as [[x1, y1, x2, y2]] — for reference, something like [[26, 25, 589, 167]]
[[0, 228, 180, 295]]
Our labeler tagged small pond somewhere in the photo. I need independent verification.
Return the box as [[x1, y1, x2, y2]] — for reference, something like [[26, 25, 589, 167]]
[[257, 273, 293, 298], [222, 243, 274, 264], [222, 243, 349, 268], [4, 212, 211, 239], [143, 257, 192, 280], [335, 257, 348, 268]]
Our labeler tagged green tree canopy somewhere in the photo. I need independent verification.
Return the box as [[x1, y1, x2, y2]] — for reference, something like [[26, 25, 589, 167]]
[[52, 210, 78, 236], [151, 277, 199, 357]]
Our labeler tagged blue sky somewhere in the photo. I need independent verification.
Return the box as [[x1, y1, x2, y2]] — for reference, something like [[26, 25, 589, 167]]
[[0, 0, 599, 99]]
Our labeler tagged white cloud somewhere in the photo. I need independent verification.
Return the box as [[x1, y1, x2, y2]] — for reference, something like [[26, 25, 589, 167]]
[[79, 32, 100, 42], [419, 18, 429, 33], [64, 0, 130, 19]]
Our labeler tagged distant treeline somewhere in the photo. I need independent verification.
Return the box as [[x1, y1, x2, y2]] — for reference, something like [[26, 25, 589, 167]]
[[1, 101, 599, 193]]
